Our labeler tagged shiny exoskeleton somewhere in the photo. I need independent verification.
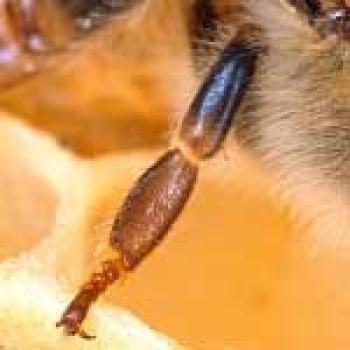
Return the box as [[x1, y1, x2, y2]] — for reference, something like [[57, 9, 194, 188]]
[[56, 37, 258, 339], [0, 0, 349, 340], [56, 0, 350, 338], [290, 0, 350, 37]]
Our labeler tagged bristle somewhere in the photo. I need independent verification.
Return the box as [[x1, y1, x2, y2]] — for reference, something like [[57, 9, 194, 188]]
[[3, 0, 350, 247], [187, 0, 350, 248]]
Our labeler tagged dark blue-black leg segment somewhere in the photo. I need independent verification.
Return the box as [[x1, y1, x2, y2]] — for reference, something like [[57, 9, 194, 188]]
[[179, 40, 257, 159], [56, 39, 258, 339]]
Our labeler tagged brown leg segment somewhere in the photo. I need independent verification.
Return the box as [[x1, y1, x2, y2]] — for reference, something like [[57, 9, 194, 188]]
[[179, 40, 258, 160], [56, 149, 198, 338], [56, 260, 121, 339], [56, 39, 258, 339]]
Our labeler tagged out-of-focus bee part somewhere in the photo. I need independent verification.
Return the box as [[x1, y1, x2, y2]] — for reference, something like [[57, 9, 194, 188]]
[[191, 0, 218, 45], [0, 0, 74, 88], [318, 4, 350, 38], [0, 0, 142, 88], [56, 37, 258, 339], [60, 0, 142, 32], [288, 0, 321, 18], [288, 0, 350, 39]]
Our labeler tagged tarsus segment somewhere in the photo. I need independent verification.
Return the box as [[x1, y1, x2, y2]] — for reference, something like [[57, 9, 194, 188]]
[[57, 39, 258, 339], [56, 260, 120, 339]]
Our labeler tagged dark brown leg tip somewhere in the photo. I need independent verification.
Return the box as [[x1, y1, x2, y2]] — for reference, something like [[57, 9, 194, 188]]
[[78, 329, 96, 340], [56, 307, 95, 340]]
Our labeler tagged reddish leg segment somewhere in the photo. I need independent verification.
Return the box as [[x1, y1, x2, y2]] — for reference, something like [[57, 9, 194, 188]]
[[0, 0, 77, 87], [56, 38, 258, 339]]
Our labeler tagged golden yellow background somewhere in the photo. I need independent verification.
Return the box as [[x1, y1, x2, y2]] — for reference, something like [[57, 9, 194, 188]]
[[0, 1, 349, 349]]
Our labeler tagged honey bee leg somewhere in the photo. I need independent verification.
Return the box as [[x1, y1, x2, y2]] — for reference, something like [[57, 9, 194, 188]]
[[56, 260, 121, 339], [56, 149, 198, 338], [56, 39, 258, 339]]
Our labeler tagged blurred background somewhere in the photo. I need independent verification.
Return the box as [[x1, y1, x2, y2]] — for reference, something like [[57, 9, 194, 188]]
[[0, 1, 349, 349]]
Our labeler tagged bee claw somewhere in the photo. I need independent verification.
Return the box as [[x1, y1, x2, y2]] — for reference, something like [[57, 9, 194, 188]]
[[78, 329, 96, 340], [56, 306, 95, 340]]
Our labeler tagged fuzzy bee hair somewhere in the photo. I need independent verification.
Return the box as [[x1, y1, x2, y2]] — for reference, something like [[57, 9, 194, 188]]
[[1, 0, 349, 248], [55, 0, 350, 250], [1, 0, 349, 346], [187, 0, 350, 250]]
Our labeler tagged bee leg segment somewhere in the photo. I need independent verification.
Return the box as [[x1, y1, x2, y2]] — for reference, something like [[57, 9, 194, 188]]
[[179, 40, 258, 160], [57, 39, 258, 339], [56, 260, 121, 339]]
